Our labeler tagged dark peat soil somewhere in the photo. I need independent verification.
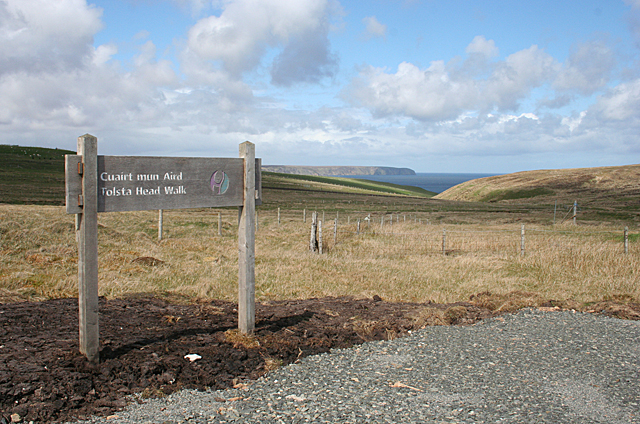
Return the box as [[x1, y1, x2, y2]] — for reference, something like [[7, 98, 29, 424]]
[[0, 295, 638, 423]]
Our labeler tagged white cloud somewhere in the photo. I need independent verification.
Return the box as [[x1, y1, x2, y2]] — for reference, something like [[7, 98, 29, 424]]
[[344, 61, 479, 121], [590, 78, 640, 121], [186, 0, 339, 84], [270, 30, 339, 86], [344, 39, 558, 121], [484, 45, 558, 111], [0, 0, 103, 74], [0, 0, 179, 140], [362, 16, 387, 39], [465, 35, 498, 58], [554, 40, 615, 95]]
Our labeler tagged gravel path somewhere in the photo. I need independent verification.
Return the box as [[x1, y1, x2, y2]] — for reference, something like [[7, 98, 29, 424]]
[[76, 309, 640, 423]]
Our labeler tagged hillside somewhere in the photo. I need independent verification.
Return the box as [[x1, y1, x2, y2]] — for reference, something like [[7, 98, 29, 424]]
[[263, 172, 434, 197], [436, 164, 640, 208], [262, 165, 415, 176], [0, 145, 74, 205], [0, 145, 431, 205]]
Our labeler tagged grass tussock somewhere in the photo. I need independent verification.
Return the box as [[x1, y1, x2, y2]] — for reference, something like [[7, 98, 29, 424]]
[[1, 204, 639, 309], [224, 329, 260, 349]]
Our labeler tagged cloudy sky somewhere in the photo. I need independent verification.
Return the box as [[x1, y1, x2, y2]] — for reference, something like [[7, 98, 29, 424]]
[[2, 0, 640, 172]]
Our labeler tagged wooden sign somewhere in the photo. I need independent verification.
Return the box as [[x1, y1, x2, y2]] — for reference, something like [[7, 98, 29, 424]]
[[66, 134, 259, 362], [66, 156, 261, 213]]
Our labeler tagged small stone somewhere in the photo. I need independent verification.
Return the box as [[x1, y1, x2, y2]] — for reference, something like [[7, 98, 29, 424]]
[[10, 414, 21, 423]]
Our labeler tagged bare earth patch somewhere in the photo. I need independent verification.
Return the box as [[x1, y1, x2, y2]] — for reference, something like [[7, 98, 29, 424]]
[[0, 294, 639, 423]]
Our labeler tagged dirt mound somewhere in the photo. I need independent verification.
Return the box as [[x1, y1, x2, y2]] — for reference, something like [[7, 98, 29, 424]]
[[1, 295, 638, 423]]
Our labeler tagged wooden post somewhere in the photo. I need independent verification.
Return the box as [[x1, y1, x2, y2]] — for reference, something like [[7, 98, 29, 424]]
[[76, 134, 99, 363], [520, 224, 525, 256], [303, 209, 306, 223], [218, 212, 222, 236], [357, 218, 360, 235], [334, 218, 337, 246], [624, 226, 629, 254], [442, 228, 446, 255], [255, 211, 259, 232], [158, 209, 163, 241], [278, 207, 281, 225], [573, 200, 577, 225], [238, 141, 256, 334], [309, 211, 318, 252], [319, 220, 323, 254]]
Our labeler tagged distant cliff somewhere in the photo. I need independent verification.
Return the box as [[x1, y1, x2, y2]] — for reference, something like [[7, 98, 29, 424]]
[[262, 165, 415, 176]]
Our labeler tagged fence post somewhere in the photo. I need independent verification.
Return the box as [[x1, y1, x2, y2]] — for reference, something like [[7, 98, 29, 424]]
[[520, 224, 525, 256], [278, 207, 280, 225], [381, 215, 384, 228], [442, 228, 446, 255], [218, 212, 222, 236], [309, 211, 318, 252], [158, 209, 163, 241], [304, 209, 306, 223], [319, 220, 323, 254], [334, 218, 337, 246], [357, 218, 360, 235], [573, 200, 577, 225], [624, 226, 629, 254]]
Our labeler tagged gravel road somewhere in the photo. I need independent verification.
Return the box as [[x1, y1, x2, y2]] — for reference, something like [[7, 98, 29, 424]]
[[76, 309, 640, 423]]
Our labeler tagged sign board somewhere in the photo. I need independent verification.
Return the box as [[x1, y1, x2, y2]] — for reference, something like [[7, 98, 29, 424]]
[[65, 134, 258, 362], [66, 155, 261, 213]]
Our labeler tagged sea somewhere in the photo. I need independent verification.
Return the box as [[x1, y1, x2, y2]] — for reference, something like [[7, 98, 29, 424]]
[[337, 173, 497, 194]]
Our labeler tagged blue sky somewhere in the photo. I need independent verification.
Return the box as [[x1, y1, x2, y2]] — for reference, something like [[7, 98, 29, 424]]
[[2, 0, 640, 172]]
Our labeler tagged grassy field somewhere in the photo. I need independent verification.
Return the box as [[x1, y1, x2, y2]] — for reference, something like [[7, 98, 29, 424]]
[[263, 171, 435, 197], [1, 200, 638, 308], [1, 145, 639, 309], [0, 145, 74, 205]]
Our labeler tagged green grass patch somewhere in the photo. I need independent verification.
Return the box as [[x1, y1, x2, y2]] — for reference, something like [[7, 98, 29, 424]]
[[594, 211, 638, 222], [0, 145, 74, 205], [481, 187, 555, 202], [263, 172, 435, 197]]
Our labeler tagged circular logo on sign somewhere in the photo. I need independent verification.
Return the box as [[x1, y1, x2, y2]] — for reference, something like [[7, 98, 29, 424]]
[[210, 170, 229, 195]]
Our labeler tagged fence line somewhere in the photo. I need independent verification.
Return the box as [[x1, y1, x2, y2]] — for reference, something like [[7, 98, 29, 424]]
[[150, 208, 635, 257]]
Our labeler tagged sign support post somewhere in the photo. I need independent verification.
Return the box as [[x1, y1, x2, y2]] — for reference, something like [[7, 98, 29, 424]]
[[238, 142, 256, 334], [75, 134, 100, 363]]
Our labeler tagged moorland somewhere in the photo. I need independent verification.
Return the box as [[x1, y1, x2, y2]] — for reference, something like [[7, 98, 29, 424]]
[[0, 145, 639, 422]]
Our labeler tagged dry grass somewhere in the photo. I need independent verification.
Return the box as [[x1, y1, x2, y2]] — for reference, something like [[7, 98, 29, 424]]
[[1, 204, 639, 307], [436, 163, 640, 213]]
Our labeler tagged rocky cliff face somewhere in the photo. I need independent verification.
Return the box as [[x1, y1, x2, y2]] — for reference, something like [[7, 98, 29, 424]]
[[262, 166, 415, 176]]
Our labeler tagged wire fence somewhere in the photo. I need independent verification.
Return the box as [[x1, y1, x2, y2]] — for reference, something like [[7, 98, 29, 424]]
[[257, 208, 636, 258], [154, 207, 636, 258]]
